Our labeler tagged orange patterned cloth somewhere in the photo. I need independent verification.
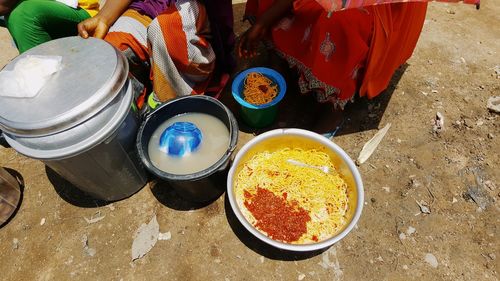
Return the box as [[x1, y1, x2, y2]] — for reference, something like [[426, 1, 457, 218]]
[[104, 1, 215, 103], [315, 0, 477, 13], [245, 1, 428, 106]]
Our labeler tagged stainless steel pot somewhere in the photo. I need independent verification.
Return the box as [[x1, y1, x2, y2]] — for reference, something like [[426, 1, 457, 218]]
[[0, 37, 147, 201]]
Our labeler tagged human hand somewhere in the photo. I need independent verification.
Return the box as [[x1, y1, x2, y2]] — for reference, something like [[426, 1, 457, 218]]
[[77, 15, 111, 39], [238, 23, 268, 58]]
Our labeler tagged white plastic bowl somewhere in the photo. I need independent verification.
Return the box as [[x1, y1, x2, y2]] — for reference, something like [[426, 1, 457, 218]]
[[227, 128, 364, 252]]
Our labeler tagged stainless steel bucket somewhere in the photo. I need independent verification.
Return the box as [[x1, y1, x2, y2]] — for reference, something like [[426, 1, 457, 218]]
[[0, 37, 147, 201]]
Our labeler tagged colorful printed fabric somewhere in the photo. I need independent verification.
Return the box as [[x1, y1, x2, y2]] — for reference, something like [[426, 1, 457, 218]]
[[6, 0, 93, 53], [129, 0, 172, 19], [359, 3, 428, 99], [245, 0, 428, 106], [129, 0, 235, 73], [314, 0, 478, 13], [78, 0, 99, 16], [105, 0, 215, 103]]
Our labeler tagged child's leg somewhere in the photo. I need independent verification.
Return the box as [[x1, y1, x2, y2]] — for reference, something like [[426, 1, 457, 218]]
[[6, 0, 91, 53]]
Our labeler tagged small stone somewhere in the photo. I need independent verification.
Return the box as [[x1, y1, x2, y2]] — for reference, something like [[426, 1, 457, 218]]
[[417, 201, 431, 214], [488, 133, 494, 139], [298, 274, 306, 281], [487, 96, 500, 113], [376, 256, 384, 262], [479, 85, 485, 90], [402, 265, 409, 270], [407, 226, 416, 235], [433, 112, 444, 133], [488, 253, 496, 260], [40, 218, 46, 226], [421, 91, 429, 96], [476, 120, 484, 126], [425, 253, 438, 268], [397, 139, 402, 143], [371, 198, 376, 203], [12, 238, 19, 250], [410, 178, 421, 188], [483, 181, 496, 191], [158, 232, 171, 241], [382, 186, 390, 193], [452, 197, 458, 203], [399, 233, 407, 240], [463, 118, 473, 128]]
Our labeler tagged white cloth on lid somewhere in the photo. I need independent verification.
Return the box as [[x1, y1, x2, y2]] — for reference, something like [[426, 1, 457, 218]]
[[0, 55, 62, 98]]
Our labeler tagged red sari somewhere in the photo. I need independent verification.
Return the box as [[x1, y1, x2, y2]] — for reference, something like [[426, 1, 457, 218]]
[[245, 0, 427, 107]]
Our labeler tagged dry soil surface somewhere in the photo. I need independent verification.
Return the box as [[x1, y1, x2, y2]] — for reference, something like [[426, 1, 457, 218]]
[[0, 2, 499, 281]]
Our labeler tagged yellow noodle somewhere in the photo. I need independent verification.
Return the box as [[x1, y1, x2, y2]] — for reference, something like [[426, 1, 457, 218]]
[[242, 72, 278, 105], [234, 148, 349, 244]]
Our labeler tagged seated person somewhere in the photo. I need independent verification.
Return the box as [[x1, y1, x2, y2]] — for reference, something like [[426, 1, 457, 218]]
[[240, 0, 428, 108], [1, 0, 99, 53], [78, 0, 234, 110]]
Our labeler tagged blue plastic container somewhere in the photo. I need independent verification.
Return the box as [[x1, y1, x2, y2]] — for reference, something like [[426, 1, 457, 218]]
[[231, 67, 286, 128]]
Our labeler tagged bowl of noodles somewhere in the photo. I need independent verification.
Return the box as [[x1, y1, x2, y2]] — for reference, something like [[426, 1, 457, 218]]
[[231, 67, 286, 128], [227, 129, 363, 252]]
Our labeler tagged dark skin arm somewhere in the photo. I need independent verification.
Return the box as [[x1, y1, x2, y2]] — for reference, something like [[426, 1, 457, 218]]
[[77, 0, 132, 39], [238, 0, 294, 58], [0, 0, 18, 16]]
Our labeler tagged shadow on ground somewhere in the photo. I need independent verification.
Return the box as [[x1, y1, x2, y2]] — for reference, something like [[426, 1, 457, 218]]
[[220, 30, 407, 138], [228, 2, 406, 137], [45, 166, 110, 208], [149, 179, 219, 211]]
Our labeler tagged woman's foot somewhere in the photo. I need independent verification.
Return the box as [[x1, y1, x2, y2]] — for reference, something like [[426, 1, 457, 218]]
[[311, 101, 345, 137]]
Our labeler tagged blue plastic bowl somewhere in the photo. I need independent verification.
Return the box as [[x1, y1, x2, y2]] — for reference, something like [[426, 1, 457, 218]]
[[231, 67, 286, 128]]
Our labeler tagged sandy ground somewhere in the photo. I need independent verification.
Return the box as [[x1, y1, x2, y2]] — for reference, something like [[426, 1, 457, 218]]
[[0, 1, 499, 281]]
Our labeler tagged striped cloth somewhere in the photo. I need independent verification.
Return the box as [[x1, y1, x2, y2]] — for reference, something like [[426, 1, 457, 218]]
[[104, 0, 215, 103]]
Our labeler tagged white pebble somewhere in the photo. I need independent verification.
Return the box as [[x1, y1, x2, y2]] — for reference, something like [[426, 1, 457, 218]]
[[12, 238, 19, 249], [425, 253, 438, 268], [399, 233, 407, 240], [40, 218, 46, 226], [158, 232, 171, 241], [406, 226, 416, 235], [382, 186, 390, 193], [298, 274, 306, 281]]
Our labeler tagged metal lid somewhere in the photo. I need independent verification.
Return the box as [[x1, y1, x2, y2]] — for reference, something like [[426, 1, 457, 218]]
[[3, 81, 134, 160], [0, 36, 128, 137]]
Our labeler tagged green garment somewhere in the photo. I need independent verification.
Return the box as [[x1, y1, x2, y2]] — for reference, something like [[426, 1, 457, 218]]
[[6, 0, 90, 53]]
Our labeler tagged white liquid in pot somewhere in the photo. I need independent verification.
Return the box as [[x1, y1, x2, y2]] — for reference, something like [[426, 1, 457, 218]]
[[148, 113, 230, 175]]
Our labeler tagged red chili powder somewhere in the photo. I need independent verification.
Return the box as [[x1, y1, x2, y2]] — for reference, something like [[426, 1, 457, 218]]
[[243, 187, 311, 243]]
